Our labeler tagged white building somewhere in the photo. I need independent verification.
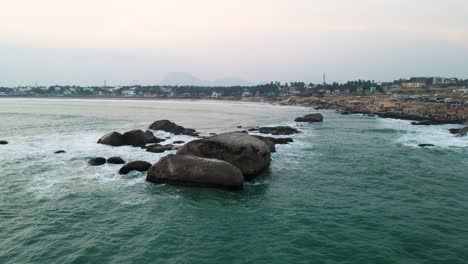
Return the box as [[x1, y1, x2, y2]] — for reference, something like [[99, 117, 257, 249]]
[[211, 91, 223, 98]]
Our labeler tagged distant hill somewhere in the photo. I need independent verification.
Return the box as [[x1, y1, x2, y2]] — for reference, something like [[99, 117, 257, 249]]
[[160, 72, 251, 87]]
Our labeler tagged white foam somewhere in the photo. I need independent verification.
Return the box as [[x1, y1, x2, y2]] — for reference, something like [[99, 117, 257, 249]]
[[377, 118, 468, 149]]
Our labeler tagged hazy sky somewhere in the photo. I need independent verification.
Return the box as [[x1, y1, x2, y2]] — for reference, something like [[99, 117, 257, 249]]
[[1, 0, 468, 86]]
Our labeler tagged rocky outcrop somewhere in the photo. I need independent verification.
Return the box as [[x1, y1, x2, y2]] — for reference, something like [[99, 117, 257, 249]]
[[258, 126, 300, 135], [0, 140, 8, 145], [176, 132, 271, 179], [88, 157, 106, 166], [107, 157, 126, 164], [449, 126, 468, 136], [146, 144, 165, 153], [149, 120, 198, 136], [98, 130, 163, 147], [146, 154, 244, 189], [295, 113, 323, 122], [119, 161, 152, 174]]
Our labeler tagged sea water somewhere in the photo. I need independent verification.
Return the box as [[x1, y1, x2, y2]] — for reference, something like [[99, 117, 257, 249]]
[[0, 98, 467, 264]]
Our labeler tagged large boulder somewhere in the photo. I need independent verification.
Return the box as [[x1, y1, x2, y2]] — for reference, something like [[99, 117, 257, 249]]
[[146, 154, 244, 189], [89, 157, 106, 166], [122, 130, 159, 147], [258, 126, 300, 135], [295, 113, 323, 122], [449, 126, 468, 136], [119, 161, 152, 174], [176, 132, 271, 179], [149, 120, 198, 136], [97, 132, 125, 146]]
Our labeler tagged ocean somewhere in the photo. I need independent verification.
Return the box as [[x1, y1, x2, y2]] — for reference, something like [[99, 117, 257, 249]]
[[1, 98, 467, 264]]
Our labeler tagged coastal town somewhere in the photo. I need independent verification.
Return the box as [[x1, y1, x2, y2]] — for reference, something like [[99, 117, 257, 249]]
[[1, 76, 468, 99], [2, 76, 468, 127]]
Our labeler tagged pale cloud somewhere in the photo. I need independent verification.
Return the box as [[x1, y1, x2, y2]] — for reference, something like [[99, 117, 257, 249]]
[[0, 0, 467, 86]]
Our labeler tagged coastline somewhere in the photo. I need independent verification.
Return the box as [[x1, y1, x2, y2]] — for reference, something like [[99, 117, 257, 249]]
[[2, 94, 467, 125]]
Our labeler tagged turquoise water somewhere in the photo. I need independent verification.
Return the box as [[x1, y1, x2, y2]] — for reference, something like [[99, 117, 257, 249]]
[[1, 98, 467, 264]]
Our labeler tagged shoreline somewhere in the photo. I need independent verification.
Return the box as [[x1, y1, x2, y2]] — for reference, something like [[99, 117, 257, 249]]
[[2, 94, 467, 125]]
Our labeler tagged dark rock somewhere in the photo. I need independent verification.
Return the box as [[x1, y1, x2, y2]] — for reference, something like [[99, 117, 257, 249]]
[[98, 130, 163, 147], [107, 157, 126, 164], [272, 137, 293, 144], [253, 136, 276, 152], [119, 161, 152, 174], [247, 128, 257, 132], [449, 126, 468, 136], [149, 120, 198, 136], [418, 144, 435, 148], [123, 130, 156, 147], [54, 150, 66, 154], [163, 144, 175, 151], [237, 125, 242, 128], [0, 140, 8, 145], [295, 113, 323, 122], [209, 133, 217, 135], [252, 136, 294, 152], [97, 131, 125, 146], [176, 132, 271, 179], [146, 144, 165, 153], [88, 157, 106, 166], [173, 140, 185, 144], [146, 154, 244, 190], [258, 126, 300, 135]]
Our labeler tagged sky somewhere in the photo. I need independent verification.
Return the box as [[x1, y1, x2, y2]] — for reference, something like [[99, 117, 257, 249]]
[[1, 0, 468, 86]]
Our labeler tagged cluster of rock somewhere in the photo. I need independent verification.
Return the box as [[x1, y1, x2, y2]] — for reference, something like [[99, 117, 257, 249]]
[[449, 126, 468, 137], [94, 117, 321, 190], [149, 120, 199, 137], [147, 132, 272, 189], [98, 130, 164, 147]]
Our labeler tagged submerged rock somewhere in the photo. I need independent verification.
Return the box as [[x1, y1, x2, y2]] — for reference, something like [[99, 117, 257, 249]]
[[107, 157, 126, 164], [149, 120, 198, 136], [146, 144, 165, 153], [163, 144, 175, 151], [418, 144, 435, 148], [258, 126, 300, 136], [295, 113, 323, 122], [119, 161, 152, 174], [173, 140, 185, 144], [88, 157, 106, 166], [0, 140, 8, 145], [449, 126, 468, 136], [176, 132, 271, 179], [54, 150, 66, 154], [146, 154, 244, 189]]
